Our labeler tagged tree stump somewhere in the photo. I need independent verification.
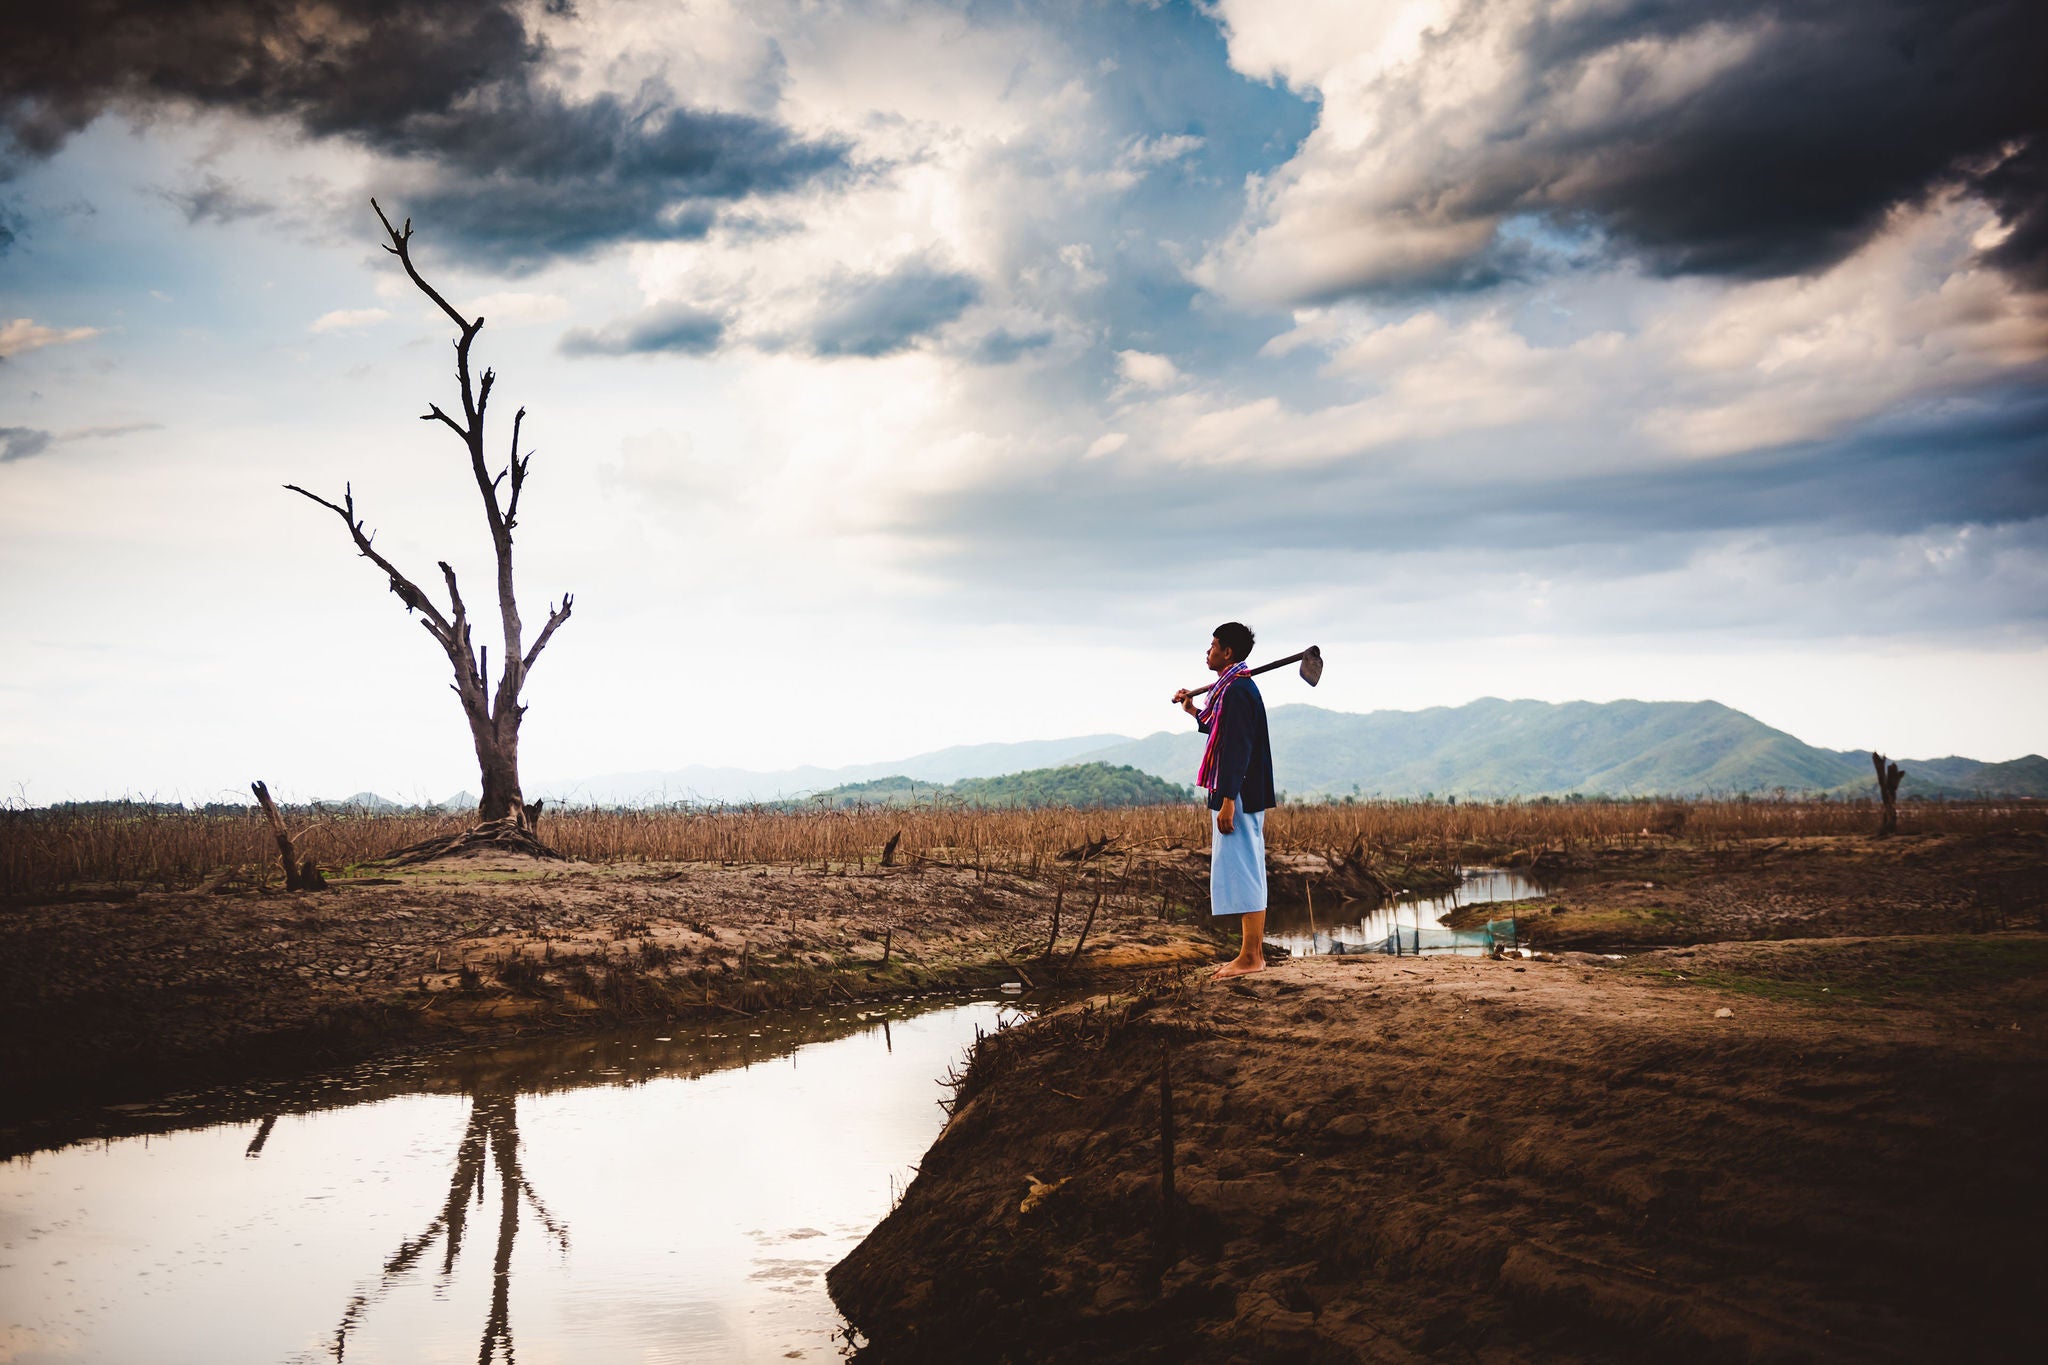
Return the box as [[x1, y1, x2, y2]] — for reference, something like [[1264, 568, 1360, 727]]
[[252, 780, 328, 891], [1872, 752, 1903, 837]]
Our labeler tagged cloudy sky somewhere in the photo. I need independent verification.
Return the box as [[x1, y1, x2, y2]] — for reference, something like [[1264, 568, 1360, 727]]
[[3, 0, 2045, 803]]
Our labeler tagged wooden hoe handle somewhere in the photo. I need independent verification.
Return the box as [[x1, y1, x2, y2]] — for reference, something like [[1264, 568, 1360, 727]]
[[1182, 648, 1313, 701]]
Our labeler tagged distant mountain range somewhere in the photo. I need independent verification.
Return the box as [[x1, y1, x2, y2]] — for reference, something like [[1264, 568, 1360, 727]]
[[525, 735, 1127, 807], [323, 790, 477, 813], [795, 763, 1188, 809], [318, 698, 2045, 809], [1066, 699, 2048, 800]]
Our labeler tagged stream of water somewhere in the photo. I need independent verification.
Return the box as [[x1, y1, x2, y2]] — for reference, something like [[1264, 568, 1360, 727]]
[[1262, 866, 1549, 958], [0, 997, 1023, 1364], [0, 872, 1556, 1362]]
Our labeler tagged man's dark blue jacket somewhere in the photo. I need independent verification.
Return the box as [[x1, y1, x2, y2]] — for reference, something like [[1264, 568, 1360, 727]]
[[1197, 675, 1275, 813]]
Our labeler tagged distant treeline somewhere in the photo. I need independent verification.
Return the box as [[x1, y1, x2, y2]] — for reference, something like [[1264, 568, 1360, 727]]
[[17, 777, 2038, 819], [16, 797, 448, 817], [21, 799, 256, 817]]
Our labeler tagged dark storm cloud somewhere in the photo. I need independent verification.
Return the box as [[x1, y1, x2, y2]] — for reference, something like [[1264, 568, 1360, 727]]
[[1977, 138, 2048, 286], [559, 304, 725, 357], [366, 81, 844, 267], [1299, 0, 2048, 291], [156, 172, 273, 225], [0, 423, 162, 462], [804, 259, 980, 358], [1533, 0, 2047, 280], [65, 422, 164, 440], [0, 427, 54, 462], [0, 0, 537, 161], [0, 0, 845, 266], [893, 381, 2048, 588]]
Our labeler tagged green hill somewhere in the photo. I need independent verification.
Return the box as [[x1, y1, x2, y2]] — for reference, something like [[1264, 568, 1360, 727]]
[[802, 762, 1192, 809], [1074, 699, 2048, 800]]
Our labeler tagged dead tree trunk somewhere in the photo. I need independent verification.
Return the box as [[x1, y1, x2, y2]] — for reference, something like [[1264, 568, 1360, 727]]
[[287, 201, 572, 855], [1872, 752, 1903, 837], [252, 780, 327, 891]]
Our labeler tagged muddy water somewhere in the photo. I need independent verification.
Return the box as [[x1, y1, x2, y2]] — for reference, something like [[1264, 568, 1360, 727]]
[[1264, 867, 1547, 958], [0, 997, 1024, 1364]]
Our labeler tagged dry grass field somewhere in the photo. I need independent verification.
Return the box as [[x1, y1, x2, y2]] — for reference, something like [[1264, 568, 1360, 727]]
[[5, 796, 2040, 899]]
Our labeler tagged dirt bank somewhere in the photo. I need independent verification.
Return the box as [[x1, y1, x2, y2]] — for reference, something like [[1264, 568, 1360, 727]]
[[831, 934, 2048, 1362], [0, 854, 1212, 1155], [1457, 830, 2048, 950]]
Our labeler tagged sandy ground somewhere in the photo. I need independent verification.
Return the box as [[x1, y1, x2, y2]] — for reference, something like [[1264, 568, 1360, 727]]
[[831, 934, 2048, 1362], [0, 854, 1211, 1155]]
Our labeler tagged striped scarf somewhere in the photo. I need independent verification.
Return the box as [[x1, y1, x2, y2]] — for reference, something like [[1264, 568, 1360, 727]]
[[1196, 661, 1250, 790]]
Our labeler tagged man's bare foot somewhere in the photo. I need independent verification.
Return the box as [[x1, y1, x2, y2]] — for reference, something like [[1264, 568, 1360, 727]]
[[1212, 958, 1265, 980]]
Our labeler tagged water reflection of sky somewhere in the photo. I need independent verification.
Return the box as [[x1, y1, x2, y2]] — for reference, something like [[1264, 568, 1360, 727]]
[[0, 1000, 1017, 1364], [1263, 867, 1547, 958]]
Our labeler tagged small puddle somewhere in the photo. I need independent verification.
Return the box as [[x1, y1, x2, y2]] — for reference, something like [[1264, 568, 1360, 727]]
[[1264, 866, 1548, 958], [0, 995, 1027, 1363]]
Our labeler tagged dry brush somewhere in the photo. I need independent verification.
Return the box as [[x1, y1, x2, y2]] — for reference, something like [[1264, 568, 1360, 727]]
[[4, 797, 2041, 900]]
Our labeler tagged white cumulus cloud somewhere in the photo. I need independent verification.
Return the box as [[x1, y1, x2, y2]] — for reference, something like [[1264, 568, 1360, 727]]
[[1115, 350, 1183, 390], [0, 318, 100, 358], [309, 307, 391, 333]]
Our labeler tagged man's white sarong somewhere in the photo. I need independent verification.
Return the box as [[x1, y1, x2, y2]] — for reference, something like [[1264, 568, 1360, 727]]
[[1209, 806, 1267, 916]]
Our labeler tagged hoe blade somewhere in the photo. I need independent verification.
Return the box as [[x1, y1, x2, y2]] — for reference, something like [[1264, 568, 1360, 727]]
[[1299, 645, 1324, 687]]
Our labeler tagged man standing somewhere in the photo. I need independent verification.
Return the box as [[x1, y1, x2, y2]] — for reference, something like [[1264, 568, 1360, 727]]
[[1173, 622, 1275, 979]]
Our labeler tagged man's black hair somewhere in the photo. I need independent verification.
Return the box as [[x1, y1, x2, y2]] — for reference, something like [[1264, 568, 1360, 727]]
[[1213, 621, 1255, 664]]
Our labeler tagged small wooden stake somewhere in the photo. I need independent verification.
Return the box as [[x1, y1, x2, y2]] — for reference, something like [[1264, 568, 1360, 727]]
[[881, 926, 893, 964], [1066, 880, 1105, 969], [1043, 884, 1065, 961]]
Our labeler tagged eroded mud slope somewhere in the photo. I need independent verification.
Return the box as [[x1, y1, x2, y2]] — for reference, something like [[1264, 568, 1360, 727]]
[[832, 938, 2048, 1363]]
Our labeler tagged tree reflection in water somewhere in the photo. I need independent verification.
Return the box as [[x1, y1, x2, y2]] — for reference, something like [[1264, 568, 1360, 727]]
[[244, 1114, 278, 1157], [329, 1089, 568, 1362]]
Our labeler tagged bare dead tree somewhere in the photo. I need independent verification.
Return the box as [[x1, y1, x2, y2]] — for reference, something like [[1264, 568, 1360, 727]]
[[287, 200, 572, 850]]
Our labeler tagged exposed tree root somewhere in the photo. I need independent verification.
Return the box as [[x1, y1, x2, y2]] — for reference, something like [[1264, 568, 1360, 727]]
[[378, 818, 564, 866]]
